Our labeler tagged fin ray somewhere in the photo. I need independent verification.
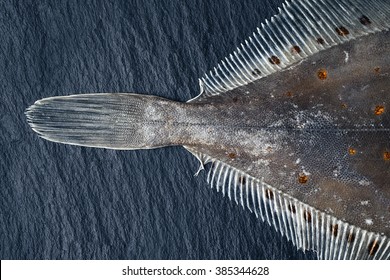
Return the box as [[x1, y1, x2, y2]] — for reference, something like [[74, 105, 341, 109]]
[[26, 93, 179, 150], [184, 146, 390, 259], [191, 0, 390, 101]]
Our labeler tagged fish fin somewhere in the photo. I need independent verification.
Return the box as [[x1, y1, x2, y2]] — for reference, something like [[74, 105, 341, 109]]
[[184, 147, 390, 259], [191, 0, 390, 101], [26, 93, 178, 150], [186, 79, 205, 103], [184, 145, 212, 176]]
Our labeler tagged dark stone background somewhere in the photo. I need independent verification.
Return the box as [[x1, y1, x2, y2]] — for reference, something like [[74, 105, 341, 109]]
[[0, 0, 315, 259]]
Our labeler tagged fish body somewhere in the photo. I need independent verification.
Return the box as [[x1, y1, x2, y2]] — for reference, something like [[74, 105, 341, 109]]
[[26, 0, 390, 259]]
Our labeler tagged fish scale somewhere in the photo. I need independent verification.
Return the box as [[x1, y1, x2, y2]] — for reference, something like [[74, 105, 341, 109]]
[[26, 0, 390, 259]]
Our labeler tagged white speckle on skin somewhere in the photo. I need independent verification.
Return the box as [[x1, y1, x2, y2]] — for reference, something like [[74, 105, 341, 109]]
[[269, 119, 284, 128], [359, 179, 371, 186], [254, 159, 270, 166], [325, 208, 334, 214], [361, 84, 369, 91], [333, 166, 341, 177], [361, 200, 369, 206], [365, 219, 373, 225], [301, 167, 311, 175], [343, 51, 349, 63], [295, 158, 301, 164]]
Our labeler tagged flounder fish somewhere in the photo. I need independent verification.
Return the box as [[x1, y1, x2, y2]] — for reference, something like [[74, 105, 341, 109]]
[[26, 0, 390, 259]]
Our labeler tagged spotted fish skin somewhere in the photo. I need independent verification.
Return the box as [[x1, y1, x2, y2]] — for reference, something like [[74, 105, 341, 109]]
[[26, 0, 390, 259], [183, 30, 390, 237]]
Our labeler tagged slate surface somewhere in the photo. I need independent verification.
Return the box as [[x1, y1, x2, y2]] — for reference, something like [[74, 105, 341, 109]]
[[0, 0, 315, 259]]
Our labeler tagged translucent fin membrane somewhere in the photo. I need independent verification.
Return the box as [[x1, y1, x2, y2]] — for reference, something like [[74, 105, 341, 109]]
[[205, 158, 389, 260], [25, 93, 174, 150], [195, 0, 390, 100]]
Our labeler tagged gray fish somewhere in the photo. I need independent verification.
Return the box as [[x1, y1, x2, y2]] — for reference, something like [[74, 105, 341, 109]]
[[25, 0, 390, 259]]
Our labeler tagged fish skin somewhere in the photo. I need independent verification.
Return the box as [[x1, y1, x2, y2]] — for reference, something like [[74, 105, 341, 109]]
[[182, 30, 390, 236]]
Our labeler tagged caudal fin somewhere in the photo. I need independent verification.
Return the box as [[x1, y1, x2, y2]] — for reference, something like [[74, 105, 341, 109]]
[[25, 93, 177, 150]]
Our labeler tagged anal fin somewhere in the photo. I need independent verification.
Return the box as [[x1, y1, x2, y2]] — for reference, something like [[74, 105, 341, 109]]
[[183, 146, 390, 260]]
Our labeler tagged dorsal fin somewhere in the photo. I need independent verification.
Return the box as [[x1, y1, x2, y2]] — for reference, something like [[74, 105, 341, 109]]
[[190, 0, 390, 102], [184, 147, 390, 260]]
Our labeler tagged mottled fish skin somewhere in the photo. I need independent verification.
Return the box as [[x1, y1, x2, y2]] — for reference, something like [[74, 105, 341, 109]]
[[183, 30, 390, 237], [26, 0, 390, 259]]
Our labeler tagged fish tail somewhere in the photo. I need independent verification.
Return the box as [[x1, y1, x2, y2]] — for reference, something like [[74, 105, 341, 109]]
[[25, 93, 180, 150]]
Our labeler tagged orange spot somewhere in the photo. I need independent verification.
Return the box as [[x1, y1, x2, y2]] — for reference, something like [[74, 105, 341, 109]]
[[303, 210, 312, 223], [269, 55, 281, 65], [286, 91, 293, 97], [383, 151, 390, 161], [291, 45, 301, 54], [228, 152, 236, 159], [331, 224, 339, 237], [347, 232, 355, 243], [374, 67, 380, 74], [374, 105, 385, 115], [317, 69, 327, 80], [369, 240, 379, 256], [335, 26, 349, 36], [341, 103, 347, 109], [298, 174, 308, 184], [348, 147, 356, 155]]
